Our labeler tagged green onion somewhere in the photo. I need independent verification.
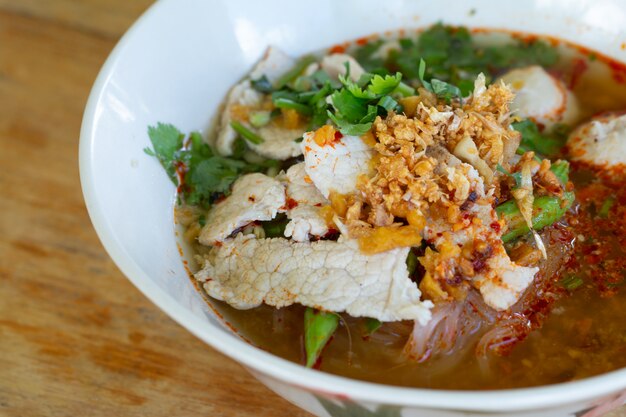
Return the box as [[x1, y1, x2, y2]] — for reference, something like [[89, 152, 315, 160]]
[[560, 275, 584, 291], [249, 111, 271, 128], [292, 76, 313, 92], [198, 214, 206, 227], [273, 98, 313, 115], [230, 120, 264, 145], [392, 81, 416, 97], [274, 55, 317, 89], [377, 95, 399, 112], [599, 196, 616, 218]]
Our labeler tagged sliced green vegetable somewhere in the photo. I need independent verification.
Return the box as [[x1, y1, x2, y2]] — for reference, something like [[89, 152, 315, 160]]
[[230, 120, 264, 145], [560, 275, 584, 291], [249, 111, 272, 128], [550, 160, 570, 184], [274, 55, 317, 89], [498, 193, 574, 242], [363, 318, 382, 337], [273, 97, 313, 115], [497, 161, 574, 242], [261, 214, 289, 238], [304, 308, 339, 368], [599, 196, 616, 218], [406, 250, 418, 276]]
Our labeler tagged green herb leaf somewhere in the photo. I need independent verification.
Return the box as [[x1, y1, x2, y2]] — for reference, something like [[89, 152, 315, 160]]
[[304, 308, 339, 368], [188, 157, 247, 199], [418, 59, 462, 103], [512, 119, 567, 157], [330, 89, 370, 122], [368, 73, 403, 95], [147, 123, 185, 183], [328, 112, 372, 136], [353, 39, 385, 71], [146, 123, 276, 208], [431, 78, 462, 103], [354, 23, 559, 92]]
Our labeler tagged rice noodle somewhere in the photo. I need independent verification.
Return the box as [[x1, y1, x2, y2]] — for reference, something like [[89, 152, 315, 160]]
[[475, 314, 530, 357], [404, 224, 575, 363], [404, 290, 495, 362]]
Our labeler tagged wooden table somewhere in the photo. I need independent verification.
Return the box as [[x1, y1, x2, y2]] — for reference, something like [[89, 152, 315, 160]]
[[1, 2, 624, 417], [0, 1, 310, 415]]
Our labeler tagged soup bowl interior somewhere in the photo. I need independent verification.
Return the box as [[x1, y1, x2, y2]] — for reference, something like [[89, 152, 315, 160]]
[[80, 0, 626, 415]]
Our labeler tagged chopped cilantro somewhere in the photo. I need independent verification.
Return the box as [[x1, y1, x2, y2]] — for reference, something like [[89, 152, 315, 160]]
[[327, 71, 411, 135], [418, 59, 463, 103], [146, 123, 185, 183], [512, 119, 568, 158], [145, 123, 278, 208], [353, 39, 386, 72], [355, 23, 559, 96]]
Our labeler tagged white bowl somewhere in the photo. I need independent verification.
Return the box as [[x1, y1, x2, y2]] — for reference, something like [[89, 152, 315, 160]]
[[80, 0, 626, 415]]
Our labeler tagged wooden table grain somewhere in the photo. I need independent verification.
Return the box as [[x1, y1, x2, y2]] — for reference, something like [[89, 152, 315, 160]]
[[1, 2, 624, 417], [0, 1, 311, 416]]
